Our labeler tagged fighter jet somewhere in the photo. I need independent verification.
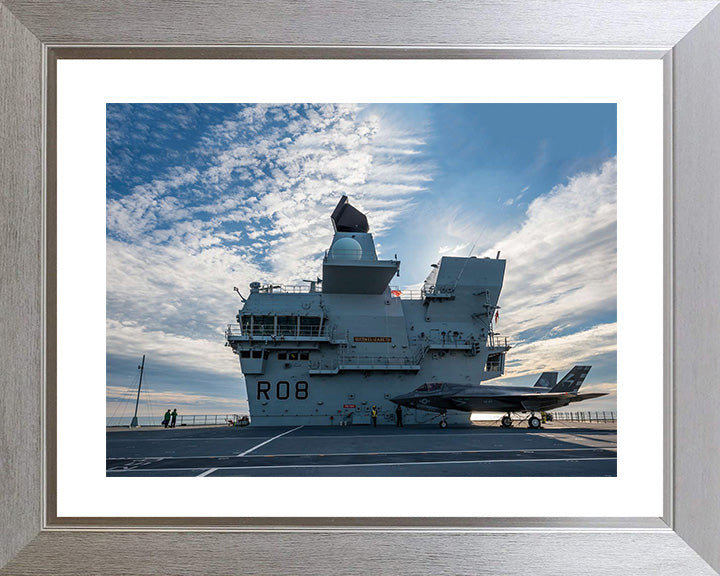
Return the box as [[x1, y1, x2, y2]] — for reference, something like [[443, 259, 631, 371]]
[[391, 366, 606, 429]]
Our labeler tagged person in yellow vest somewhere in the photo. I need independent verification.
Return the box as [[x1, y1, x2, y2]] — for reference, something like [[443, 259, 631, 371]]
[[371, 405, 378, 427]]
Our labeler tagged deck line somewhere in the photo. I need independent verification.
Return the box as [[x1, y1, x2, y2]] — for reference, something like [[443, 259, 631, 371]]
[[196, 467, 218, 477], [107, 446, 615, 462], [236, 425, 305, 456], [108, 456, 617, 474]]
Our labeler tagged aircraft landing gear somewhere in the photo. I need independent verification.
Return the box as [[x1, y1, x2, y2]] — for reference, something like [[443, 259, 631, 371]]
[[439, 413, 448, 429], [501, 414, 513, 428], [528, 414, 542, 429]]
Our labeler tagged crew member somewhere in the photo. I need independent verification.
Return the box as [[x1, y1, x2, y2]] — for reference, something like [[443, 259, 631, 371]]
[[162, 409, 171, 428], [395, 404, 403, 427], [170, 408, 178, 428], [371, 405, 378, 427]]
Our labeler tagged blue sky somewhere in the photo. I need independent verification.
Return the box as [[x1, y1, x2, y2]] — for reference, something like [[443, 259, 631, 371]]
[[106, 103, 617, 420]]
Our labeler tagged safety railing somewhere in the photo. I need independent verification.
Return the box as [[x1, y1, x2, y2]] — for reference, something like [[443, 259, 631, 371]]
[[255, 284, 312, 294], [226, 324, 330, 339], [324, 248, 379, 261], [551, 411, 616, 423], [308, 350, 424, 371], [106, 414, 250, 428], [389, 288, 423, 300]]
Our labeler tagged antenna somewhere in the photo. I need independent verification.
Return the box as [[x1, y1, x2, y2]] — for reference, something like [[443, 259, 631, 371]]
[[233, 286, 247, 302], [302, 277, 323, 292], [129, 354, 145, 428]]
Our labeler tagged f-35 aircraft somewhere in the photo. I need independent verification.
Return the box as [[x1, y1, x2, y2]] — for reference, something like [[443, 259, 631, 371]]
[[391, 366, 606, 429]]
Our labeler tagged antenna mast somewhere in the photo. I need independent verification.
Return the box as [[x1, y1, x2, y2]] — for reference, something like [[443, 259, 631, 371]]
[[129, 354, 145, 428]]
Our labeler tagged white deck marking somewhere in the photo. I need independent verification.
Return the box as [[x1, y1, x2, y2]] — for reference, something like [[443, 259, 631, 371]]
[[236, 425, 305, 456], [107, 456, 617, 474], [268, 432, 552, 440], [196, 467, 218, 477], [106, 446, 615, 461]]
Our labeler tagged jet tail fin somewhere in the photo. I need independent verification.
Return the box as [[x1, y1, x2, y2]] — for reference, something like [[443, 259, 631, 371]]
[[550, 366, 591, 393], [533, 372, 558, 388]]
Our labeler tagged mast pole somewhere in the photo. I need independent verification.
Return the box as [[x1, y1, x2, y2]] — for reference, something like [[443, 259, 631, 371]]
[[129, 354, 145, 428]]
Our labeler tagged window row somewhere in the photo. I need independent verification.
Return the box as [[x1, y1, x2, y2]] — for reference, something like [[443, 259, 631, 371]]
[[240, 315, 324, 337], [238, 350, 310, 361]]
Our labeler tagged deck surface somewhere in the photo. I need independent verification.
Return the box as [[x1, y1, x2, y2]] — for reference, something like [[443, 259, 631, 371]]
[[106, 420, 617, 477]]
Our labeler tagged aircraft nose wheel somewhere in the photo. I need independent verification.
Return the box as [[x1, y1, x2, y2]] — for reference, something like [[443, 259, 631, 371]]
[[501, 415, 513, 428], [528, 415, 542, 429], [439, 414, 448, 428]]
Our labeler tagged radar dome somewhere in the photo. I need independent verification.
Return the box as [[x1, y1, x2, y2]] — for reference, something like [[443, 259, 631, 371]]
[[331, 237, 363, 260]]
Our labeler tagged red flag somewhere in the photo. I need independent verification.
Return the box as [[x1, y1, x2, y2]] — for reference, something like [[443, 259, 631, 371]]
[[494, 310, 499, 324], [391, 290, 402, 297]]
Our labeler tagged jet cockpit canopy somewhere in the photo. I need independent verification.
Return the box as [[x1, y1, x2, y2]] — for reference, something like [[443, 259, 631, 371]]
[[415, 382, 445, 393]]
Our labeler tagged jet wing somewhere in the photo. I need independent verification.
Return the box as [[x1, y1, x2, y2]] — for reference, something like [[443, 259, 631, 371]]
[[450, 392, 579, 412], [518, 394, 572, 411], [470, 392, 578, 412], [517, 391, 608, 410], [569, 392, 608, 402]]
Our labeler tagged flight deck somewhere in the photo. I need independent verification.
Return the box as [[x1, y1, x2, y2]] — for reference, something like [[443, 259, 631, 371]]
[[106, 421, 617, 477]]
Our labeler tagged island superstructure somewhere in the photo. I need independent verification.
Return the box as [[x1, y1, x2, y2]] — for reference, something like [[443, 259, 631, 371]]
[[226, 196, 510, 426]]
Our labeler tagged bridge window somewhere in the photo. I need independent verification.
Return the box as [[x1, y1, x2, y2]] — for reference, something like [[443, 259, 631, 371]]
[[253, 315, 275, 336], [275, 316, 296, 336], [486, 352, 505, 372], [247, 315, 324, 338], [300, 316, 322, 336]]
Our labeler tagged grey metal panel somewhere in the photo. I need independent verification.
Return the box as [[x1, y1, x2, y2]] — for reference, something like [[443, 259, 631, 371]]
[[0, 2, 42, 570], [1, 0, 718, 47], [672, 5, 720, 572], [2, 531, 718, 576], [0, 0, 719, 574], [663, 48, 675, 532]]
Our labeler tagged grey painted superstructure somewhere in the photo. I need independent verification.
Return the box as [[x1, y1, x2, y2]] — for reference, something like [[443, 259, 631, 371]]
[[226, 197, 510, 425]]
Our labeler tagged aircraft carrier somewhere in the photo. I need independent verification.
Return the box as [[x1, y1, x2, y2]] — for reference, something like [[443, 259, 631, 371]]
[[225, 195, 511, 427]]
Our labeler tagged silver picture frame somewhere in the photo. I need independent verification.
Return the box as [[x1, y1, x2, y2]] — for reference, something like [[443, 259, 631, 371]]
[[2, 1, 720, 574]]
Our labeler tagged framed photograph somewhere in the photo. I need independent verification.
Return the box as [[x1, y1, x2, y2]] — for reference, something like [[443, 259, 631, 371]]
[[2, 2, 720, 574]]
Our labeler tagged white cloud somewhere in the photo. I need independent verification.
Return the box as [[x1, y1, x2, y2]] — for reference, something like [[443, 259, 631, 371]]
[[106, 319, 240, 378], [504, 322, 617, 378], [489, 157, 617, 338]]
